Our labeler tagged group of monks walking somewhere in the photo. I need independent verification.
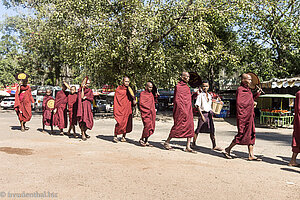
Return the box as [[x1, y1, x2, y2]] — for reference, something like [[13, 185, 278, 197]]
[[13, 72, 300, 166], [15, 78, 94, 141]]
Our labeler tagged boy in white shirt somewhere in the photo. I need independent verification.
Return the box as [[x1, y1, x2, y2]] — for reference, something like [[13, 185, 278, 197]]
[[192, 80, 222, 151]]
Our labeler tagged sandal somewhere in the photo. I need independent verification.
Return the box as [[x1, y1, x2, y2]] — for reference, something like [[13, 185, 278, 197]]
[[288, 163, 300, 167], [248, 157, 262, 161], [212, 146, 223, 151], [113, 137, 119, 143], [146, 142, 154, 147], [184, 149, 197, 154], [120, 137, 127, 142], [163, 142, 174, 150], [139, 139, 146, 147], [222, 151, 233, 159]]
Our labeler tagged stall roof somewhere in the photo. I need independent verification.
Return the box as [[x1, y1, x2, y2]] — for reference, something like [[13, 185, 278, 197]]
[[261, 77, 300, 88], [259, 94, 296, 98]]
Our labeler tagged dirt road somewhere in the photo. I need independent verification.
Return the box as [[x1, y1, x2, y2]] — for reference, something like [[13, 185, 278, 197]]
[[0, 110, 299, 200]]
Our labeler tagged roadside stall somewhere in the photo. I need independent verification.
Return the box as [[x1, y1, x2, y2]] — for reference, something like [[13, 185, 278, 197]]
[[257, 94, 295, 127]]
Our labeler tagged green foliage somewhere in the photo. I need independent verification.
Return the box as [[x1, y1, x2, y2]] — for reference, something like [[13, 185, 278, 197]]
[[0, 0, 299, 88]]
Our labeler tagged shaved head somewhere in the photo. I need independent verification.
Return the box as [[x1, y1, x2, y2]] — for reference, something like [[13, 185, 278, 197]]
[[241, 73, 250, 80], [70, 86, 76, 94], [145, 81, 153, 93], [46, 89, 52, 95], [123, 76, 130, 87], [146, 81, 153, 87], [241, 73, 252, 87], [181, 71, 190, 83]]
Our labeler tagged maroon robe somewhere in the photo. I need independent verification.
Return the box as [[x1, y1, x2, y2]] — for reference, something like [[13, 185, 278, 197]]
[[233, 83, 260, 145], [169, 81, 194, 138], [292, 91, 300, 153], [114, 85, 133, 135], [14, 85, 34, 122], [68, 93, 78, 126], [139, 90, 156, 138], [53, 90, 68, 129], [77, 87, 94, 130], [42, 95, 54, 126]]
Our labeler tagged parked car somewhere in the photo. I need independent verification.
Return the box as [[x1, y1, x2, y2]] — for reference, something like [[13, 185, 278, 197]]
[[95, 99, 113, 113], [1, 97, 15, 109], [34, 86, 61, 112]]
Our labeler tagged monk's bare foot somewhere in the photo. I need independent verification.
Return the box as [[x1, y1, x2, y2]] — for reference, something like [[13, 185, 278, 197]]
[[86, 134, 90, 139], [60, 131, 64, 135], [212, 146, 222, 151], [288, 162, 300, 167], [113, 137, 119, 143], [120, 137, 127, 142], [222, 148, 232, 159], [42, 130, 47, 134], [139, 139, 146, 147], [184, 148, 197, 154], [82, 135, 87, 141], [145, 142, 154, 147], [248, 156, 262, 161], [163, 142, 174, 150], [21, 127, 25, 132]]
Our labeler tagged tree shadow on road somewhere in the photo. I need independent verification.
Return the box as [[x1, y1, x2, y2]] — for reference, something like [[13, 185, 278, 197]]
[[226, 130, 292, 146], [256, 132, 292, 146], [232, 150, 289, 166]]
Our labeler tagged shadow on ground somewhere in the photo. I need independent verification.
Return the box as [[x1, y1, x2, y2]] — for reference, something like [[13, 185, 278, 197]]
[[226, 130, 292, 146], [36, 128, 81, 138], [280, 167, 300, 174], [232, 150, 289, 166], [96, 135, 166, 150], [10, 126, 21, 131]]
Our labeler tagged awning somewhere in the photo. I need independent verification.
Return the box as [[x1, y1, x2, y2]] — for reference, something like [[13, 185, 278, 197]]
[[261, 77, 300, 89], [259, 94, 296, 98]]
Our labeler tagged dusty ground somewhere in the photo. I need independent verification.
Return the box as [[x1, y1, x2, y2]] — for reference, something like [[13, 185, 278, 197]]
[[0, 109, 299, 200]]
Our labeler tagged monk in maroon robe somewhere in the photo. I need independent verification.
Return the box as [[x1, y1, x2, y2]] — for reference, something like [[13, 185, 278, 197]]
[[77, 80, 94, 141], [53, 84, 68, 135], [14, 79, 34, 132], [42, 89, 54, 133], [67, 86, 78, 137], [139, 82, 156, 147], [163, 72, 195, 153], [289, 90, 300, 167], [113, 77, 136, 143], [223, 73, 262, 160]]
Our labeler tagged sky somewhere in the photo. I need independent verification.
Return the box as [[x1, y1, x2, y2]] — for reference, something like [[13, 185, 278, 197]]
[[0, 3, 18, 22], [0, 2, 33, 23]]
